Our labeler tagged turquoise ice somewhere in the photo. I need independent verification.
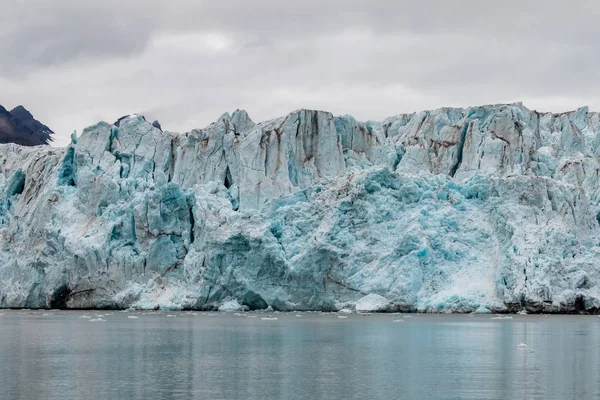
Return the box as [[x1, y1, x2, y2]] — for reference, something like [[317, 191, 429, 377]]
[[1, 103, 599, 312]]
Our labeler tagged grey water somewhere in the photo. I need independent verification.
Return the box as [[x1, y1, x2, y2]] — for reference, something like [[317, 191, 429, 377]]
[[1, 312, 599, 400]]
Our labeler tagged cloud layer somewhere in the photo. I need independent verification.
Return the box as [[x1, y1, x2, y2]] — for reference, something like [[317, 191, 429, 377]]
[[1, 1, 599, 146]]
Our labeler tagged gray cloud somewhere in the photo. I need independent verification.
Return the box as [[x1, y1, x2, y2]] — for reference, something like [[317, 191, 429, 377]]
[[1, 1, 599, 146], [0, 2, 159, 75]]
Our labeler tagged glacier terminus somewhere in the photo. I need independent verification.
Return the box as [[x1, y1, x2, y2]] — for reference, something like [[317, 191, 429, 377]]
[[1, 103, 600, 313]]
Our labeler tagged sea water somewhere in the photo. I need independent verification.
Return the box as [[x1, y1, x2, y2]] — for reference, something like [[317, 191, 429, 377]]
[[0, 312, 599, 399]]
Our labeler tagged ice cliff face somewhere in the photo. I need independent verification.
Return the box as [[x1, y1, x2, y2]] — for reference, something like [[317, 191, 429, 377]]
[[1, 103, 600, 312]]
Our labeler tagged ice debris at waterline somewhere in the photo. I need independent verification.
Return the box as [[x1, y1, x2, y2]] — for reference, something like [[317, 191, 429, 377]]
[[1, 103, 600, 313]]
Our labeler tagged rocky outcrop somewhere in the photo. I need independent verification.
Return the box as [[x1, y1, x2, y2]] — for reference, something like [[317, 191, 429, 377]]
[[0, 103, 599, 312], [0, 105, 53, 146]]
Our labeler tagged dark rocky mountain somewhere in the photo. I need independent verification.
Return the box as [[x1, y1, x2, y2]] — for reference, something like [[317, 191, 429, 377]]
[[0, 104, 53, 146]]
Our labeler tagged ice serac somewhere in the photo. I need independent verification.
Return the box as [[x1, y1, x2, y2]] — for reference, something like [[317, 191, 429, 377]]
[[1, 103, 600, 313]]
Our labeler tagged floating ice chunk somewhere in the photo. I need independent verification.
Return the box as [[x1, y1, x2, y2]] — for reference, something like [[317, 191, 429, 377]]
[[42, 313, 51, 316], [261, 317, 278, 320], [338, 316, 348, 319], [474, 306, 492, 314], [393, 319, 405, 322], [517, 310, 528, 315], [79, 315, 92, 319], [518, 343, 528, 348], [218, 299, 244, 312], [89, 318, 105, 322], [338, 309, 352, 314], [127, 316, 139, 319], [166, 314, 175, 317], [355, 294, 389, 312], [295, 314, 302, 317]]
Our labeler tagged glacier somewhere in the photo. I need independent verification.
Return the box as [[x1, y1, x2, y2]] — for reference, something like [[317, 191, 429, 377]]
[[1, 102, 600, 313]]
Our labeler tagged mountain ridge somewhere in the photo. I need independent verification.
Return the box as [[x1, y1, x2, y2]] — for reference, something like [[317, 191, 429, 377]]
[[0, 104, 53, 146]]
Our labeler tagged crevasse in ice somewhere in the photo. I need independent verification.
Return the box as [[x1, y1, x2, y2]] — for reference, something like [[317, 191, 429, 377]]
[[1, 103, 599, 312]]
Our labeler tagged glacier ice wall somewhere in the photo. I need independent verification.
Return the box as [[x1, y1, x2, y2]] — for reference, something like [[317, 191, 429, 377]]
[[1, 103, 600, 312]]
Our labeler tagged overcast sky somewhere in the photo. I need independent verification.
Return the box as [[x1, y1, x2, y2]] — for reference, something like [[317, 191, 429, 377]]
[[1, 1, 599, 146]]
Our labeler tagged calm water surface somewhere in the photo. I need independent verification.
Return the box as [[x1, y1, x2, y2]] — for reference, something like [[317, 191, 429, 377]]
[[1, 311, 599, 399]]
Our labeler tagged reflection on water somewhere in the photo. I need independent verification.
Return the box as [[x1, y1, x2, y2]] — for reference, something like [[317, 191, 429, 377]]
[[1, 312, 599, 400]]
